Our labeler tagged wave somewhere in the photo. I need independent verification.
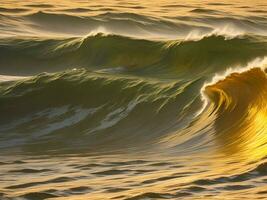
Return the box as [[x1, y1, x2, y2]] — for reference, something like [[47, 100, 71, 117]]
[[0, 69, 203, 153], [155, 63, 267, 161], [21, 11, 193, 38], [3, 9, 267, 39], [190, 8, 223, 14], [25, 4, 54, 8], [24, 11, 210, 33], [24, 11, 267, 37], [1, 33, 267, 76], [1, 62, 267, 160], [0, 7, 28, 13], [1, 2, 267, 199], [202, 67, 267, 160]]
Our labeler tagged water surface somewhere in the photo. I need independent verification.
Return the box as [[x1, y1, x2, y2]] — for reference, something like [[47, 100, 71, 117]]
[[0, 0, 267, 199]]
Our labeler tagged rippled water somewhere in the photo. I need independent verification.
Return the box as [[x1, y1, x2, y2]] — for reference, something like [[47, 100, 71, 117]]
[[0, 0, 267, 199]]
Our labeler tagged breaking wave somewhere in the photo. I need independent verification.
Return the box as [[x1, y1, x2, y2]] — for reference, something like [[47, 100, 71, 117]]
[[1, 58, 267, 159]]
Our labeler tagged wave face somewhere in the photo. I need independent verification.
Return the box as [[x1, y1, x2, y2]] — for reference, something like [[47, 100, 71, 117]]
[[204, 68, 267, 160], [1, 34, 267, 77], [1, 0, 267, 200]]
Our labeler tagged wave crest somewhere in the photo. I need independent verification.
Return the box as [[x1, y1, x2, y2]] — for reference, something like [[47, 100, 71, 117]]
[[1, 34, 267, 77], [203, 68, 267, 160]]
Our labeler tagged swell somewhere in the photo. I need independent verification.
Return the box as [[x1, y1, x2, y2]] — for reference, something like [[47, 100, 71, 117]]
[[21, 11, 198, 37], [0, 69, 203, 153], [2, 10, 267, 38], [2, 65, 267, 159], [1, 33, 267, 77]]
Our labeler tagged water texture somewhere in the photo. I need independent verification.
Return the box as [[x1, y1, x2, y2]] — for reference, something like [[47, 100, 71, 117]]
[[0, 0, 267, 199]]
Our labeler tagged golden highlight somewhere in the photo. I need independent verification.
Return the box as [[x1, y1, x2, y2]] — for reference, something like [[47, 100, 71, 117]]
[[204, 68, 267, 160]]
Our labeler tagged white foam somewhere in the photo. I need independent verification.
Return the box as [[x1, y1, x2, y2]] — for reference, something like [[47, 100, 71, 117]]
[[0, 106, 101, 138], [0, 75, 28, 82], [196, 57, 267, 116], [203, 57, 267, 89], [34, 107, 99, 137], [86, 26, 110, 37], [185, 24, 245, 41], [88, 100, 138, 134]]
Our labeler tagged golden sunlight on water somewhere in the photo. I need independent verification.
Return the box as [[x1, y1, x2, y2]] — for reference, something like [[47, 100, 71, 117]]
[[203, 68, 267, 161], [0, 0, 267, 199]]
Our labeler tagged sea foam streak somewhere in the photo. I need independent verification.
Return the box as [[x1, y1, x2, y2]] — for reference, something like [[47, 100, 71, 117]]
[[0, 75, 28, 82]]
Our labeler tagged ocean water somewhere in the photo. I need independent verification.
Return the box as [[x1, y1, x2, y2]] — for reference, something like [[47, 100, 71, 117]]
[[0, 0, 267, 199]]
